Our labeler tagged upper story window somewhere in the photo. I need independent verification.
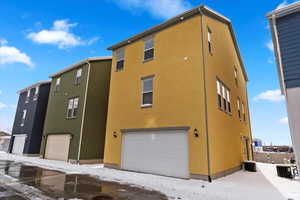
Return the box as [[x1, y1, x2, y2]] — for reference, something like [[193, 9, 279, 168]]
[[21, 109, 27, 126], [208, 28, 212, 54], [234, 68, 238, 87], [242, 102, 246, 122], [144, 38, 154, 61], [25, 90, 30, 103], [67, 97, 79, 119], [116, 48, 125, 71], [55, 77, 61, 92], [75, 68, 82, 85], [217, 79, 231, 114], [33, 86, 39, 101], [237, 98, 241, 120], [142, 76, 153, 107]]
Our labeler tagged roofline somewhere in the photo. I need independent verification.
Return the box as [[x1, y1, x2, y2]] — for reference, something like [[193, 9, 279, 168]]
[[49, 56, 112, 78], [267, 15, 286, 95], [17, 80, 51, 94], [267, 1, 300, 19], [107, 5, 248, 81]]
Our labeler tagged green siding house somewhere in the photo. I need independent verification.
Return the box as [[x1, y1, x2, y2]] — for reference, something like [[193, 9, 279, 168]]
[[40, 57, 112, 164]]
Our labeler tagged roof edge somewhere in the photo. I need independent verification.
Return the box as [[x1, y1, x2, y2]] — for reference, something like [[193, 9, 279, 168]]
[[267, 1, 300, 18], [17, 80, 51, 94], [49, 56, 112, 78]]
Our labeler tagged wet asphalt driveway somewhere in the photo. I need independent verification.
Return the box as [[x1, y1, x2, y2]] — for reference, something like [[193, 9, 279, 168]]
[[0, 160, 168, 200]]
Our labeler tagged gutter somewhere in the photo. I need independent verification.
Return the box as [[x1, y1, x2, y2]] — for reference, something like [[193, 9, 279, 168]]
[[199, 8, 212, 182], [270, 15, 286, 95], [77, 61, 91, 163]]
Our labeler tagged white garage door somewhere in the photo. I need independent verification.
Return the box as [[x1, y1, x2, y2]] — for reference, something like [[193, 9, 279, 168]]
[[121, 129, 189, 178], [45, 134, 71, 161], [12, 135, 26, 155]]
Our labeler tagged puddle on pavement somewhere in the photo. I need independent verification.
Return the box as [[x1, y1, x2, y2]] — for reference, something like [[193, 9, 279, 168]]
[[0, 160, 168, 200]]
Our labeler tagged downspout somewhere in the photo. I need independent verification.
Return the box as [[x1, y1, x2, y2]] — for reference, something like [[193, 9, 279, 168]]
[[199, 8, 212, 182], [77, 61, 91, 164]]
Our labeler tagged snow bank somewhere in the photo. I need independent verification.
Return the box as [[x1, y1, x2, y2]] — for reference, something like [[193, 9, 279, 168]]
[[0, 152, 298, 200]]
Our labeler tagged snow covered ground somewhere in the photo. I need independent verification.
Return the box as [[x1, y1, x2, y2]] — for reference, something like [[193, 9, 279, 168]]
[[0, 151, 299, 200]]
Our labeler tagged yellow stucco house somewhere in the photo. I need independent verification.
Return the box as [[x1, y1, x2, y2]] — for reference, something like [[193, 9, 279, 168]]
[[104, 5, 253, 181]]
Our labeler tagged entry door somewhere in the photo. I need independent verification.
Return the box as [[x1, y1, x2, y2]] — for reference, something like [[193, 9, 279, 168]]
[[121, 129, 189, 178], [45, 134, 71, 161], [12, 135, 26, 155]]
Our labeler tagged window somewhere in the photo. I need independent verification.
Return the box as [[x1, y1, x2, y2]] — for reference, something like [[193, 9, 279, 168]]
[[25, 90, 30, 103], [217, 80, 222, 109], [21, 109, 27, 126], [226, 89, 231, 113], [75, 68, 82, 85], [33, 86, 39, 101], [217, 79, 231, 114], [142, 77, 153, 107], [242, 102, 246, 122], [208, 28, 212, 54], [55, 77, 61, 92], [234, 68, 238, 87], [144, 38, 154, 61], [67, 97, 79, 118], [116, 49, 124, 71], [237, 98, 241, 120]]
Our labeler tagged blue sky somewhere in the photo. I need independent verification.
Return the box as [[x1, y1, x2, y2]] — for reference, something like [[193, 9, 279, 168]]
[[0, 0, 294, 145]]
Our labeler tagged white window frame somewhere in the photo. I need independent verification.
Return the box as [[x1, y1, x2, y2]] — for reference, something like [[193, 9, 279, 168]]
[[208, 28, 212, 53], [66, 97, 79, 118], [141, 76, 154, 107], [33, 86, 39, 101], [55, 77, 61, 91], [21, 109, 27, 126], [75, 68, 82, 85], [25, 90, 30, 103], [116, 48, 125, 71], [144, 38, 154, 61]]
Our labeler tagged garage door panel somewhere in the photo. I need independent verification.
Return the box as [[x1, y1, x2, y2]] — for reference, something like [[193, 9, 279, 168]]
[[45, 135, 70, 161], [12, 136, 26, 155], [121, 130, 189, 178]]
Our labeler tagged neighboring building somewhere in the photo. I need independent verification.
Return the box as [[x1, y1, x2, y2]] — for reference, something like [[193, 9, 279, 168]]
[[9, 81, 51, 155], [253, 138, 263, 152], [263, 145, 293, 153], [267, 1, 300, 169], [40, 57, 112, 164], [0, 131, 11, 152], [104, 5, 252, 181]]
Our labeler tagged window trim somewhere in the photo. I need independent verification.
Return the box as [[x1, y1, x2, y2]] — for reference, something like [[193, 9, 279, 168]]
[[234, 67, 238, 87], [20, 109, 27, 126], [208, 27, 213, 54], [141, 75, 154, 108], [143, 37, 154, 62], [33, 86, 39, 101], [75, 68, 82, 85], [216, 78, 231, 114], [25, 90, 30, 103], [55, 77, 61, 92], [237, 97, 242, 120], [66, 97, 79, 119], [115, 48, 125, 72]]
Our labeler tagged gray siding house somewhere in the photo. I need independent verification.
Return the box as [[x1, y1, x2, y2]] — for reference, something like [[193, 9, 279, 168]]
[[267, 1, 300, 169]]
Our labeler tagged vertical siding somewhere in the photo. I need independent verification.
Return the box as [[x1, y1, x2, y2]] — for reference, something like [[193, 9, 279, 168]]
[[277, 11, 300, 88]]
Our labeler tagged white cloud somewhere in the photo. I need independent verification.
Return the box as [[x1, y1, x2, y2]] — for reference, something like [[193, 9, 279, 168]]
[[279, 117, 289, 124], [0, 40, 34, 67], [266, 40, 274, 52], [276, 0, 289, 10], [112, 0, 192, 19], [0, 102, 7, 110], [254, 89, 285, 102], [27, 19, 98, 49], [267, 57, 274, 64]]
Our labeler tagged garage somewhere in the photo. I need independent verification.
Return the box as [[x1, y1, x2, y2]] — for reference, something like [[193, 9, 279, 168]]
[[121, 129, 189, 178], [12, 135, 26, 155], [45, 134, 71, 161]]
